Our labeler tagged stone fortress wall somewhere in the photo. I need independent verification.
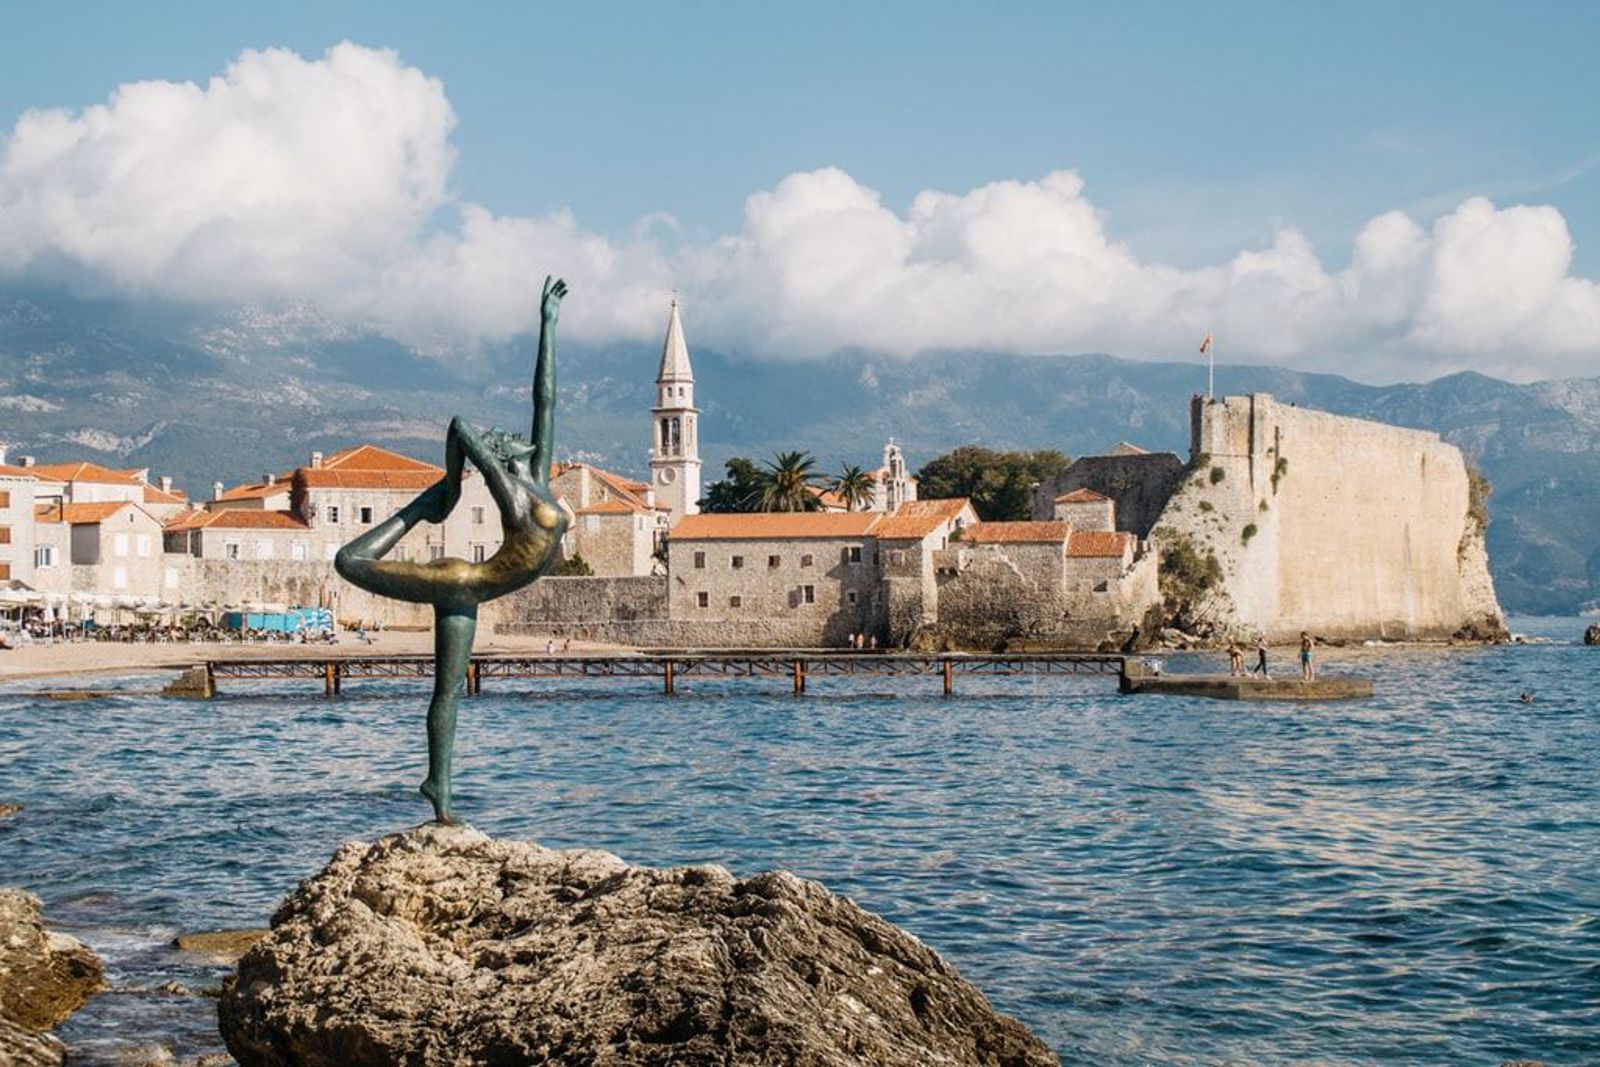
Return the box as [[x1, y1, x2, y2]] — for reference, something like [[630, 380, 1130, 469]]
[[1157, 393, 1505, 642]]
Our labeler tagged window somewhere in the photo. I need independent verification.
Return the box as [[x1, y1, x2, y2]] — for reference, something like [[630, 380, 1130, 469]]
[[846, 590, 858, 605], [359, 506, 374, 525], [845, 545, 862, 564], [136, 534, 151, 557], [291, 541, 308, 561], [0, 563, 7, 581], [33, 546, 55, 568], [114, 533, 129, 557], [801, 584, 816, 605], [696, 591, 709, 608], [890, 550, 906, 566], [800, 553, 814, 567], [694, 550, 706, 569], [224, 541, 241, 560], [0, 491, 9, 508], [471, 506, 485, 525], [729, 595, 742, 608], [429, 544, 446, 561], [731, 555, 744, 569], [472, 544, 486, 563], [0, 526, 9, 545], [326, 506, 340, 524], [768, 554, 780, 568]]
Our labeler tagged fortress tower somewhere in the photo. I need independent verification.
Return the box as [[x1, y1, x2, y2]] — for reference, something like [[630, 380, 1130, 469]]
[[648, 300, 701, 521]]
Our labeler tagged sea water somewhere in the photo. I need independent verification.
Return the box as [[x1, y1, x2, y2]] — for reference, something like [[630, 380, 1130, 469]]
[[1, 617, 1596, 1065]]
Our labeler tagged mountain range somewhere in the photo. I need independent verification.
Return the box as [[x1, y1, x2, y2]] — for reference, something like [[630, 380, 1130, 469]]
[[1, 285, 1596, 615]]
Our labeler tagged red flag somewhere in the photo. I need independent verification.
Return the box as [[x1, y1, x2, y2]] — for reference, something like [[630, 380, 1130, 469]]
[[1199, 331, 1213, 354]]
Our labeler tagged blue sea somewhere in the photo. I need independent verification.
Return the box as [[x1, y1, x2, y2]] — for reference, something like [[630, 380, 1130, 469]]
[[1, 617, 1596, 1065]]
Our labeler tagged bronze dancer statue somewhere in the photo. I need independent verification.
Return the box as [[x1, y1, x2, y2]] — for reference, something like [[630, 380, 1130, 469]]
[[336, 276, 570, 823]]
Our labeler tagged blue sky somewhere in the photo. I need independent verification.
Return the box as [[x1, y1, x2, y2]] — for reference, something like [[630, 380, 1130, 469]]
[[2, 1, 1597, 381]]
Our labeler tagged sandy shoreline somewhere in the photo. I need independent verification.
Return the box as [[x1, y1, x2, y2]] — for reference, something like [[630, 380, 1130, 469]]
[[0, 631, 625, 685]]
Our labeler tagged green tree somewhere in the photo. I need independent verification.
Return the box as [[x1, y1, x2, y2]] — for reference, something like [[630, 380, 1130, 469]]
[[553, 553, 594, 577], [915, 446, 1071, 521], [831, 464, 876, 511], [699, 457, 765, 513], [758, 450, 823, 512]]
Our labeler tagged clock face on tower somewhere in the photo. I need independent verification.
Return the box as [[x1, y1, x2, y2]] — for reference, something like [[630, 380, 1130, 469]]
[[658, 468, 677, 484]]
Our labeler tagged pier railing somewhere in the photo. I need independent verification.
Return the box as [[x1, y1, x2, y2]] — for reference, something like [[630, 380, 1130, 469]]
[[201, 652, 1129, 698]]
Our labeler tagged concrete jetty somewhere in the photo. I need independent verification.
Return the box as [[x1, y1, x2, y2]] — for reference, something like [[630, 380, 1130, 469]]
[[1119, 661, 1372, 701]]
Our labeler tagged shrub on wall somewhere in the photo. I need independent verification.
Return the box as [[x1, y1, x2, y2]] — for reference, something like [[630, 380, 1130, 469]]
[[554, 553, 595, 577], [1209, 466, 1226, 484], [1154, 527, 1224, 633], [1241, 523, 1258, 544]]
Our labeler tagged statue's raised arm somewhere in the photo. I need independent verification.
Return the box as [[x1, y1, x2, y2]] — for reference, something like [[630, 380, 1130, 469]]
[[529, 276, 566, 485]]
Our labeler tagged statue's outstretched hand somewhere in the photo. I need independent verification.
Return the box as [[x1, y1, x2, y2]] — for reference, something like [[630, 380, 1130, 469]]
[[541, 276, 568, 325]]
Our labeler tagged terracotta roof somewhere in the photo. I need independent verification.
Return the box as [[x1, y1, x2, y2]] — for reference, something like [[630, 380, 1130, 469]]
[[219, 481, 288, 501], [965, 521, 1070, 544], [671, 512, 882, 541], [575, 499, 644, 516], [322, 444, 439, 472], [1067, 530, 1133, 558], [1055, 488, 1109, 503], [144, 484, 189, 505], [587, 466, 652, 510], [0, 464, 39, 480], [166, 508, 309, 531], [871, 498, 974, 540], [296, 469, 442, 490], [34, 501, 134, 525], [27, 461, 144, 486]]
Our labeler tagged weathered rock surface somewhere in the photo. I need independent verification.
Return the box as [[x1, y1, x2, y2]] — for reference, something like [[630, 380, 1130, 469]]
[[0, 888, 105, 1030], [1584, 623, 1600, 646], [0, 1016, 67, 1067], [0, 887, 106, 1066], [173, 928, 270, 965], [220, 824, 1058, 1066]]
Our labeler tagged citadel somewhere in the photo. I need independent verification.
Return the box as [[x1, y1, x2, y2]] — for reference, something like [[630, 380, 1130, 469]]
[[0, 301, 1505, 648]]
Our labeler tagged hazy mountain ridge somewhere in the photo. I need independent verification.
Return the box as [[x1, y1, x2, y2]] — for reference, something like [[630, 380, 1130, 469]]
[[0, 286, 1595, 613]]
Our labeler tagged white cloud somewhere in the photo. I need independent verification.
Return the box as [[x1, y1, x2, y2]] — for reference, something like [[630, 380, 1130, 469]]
[[2, 44, 1598, 382]]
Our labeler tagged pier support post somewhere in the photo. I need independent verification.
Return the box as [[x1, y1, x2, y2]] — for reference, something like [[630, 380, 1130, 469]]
[[664, 659, 675, 696], [793, 659, 806, 696], [942, 658, 953, 697], [467, 661, 481, 696], [324, 662, 337, 698]]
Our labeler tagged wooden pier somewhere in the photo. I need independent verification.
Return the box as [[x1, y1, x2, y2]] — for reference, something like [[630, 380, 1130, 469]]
[[195, 652, 1129, 698]]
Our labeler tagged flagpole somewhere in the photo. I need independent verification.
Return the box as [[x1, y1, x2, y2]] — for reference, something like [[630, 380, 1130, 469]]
[[1208, 335, 1214, 400]]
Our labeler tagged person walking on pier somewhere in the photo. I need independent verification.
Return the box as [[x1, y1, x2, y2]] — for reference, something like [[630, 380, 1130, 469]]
[[1251, 636, 1269, 678], [1300, 631, 1316, 680]]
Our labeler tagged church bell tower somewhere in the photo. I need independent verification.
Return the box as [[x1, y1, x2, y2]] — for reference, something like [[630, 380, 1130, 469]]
[[649, 299, 701, 521]]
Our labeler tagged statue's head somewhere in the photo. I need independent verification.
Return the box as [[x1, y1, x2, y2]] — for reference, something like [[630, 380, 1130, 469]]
[[484, 427, 536, 478]]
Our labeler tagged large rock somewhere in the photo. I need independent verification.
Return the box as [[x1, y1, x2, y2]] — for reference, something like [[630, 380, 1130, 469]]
[[220, 825, 1058, 1066], [0, 888, 106, 1067], [0, 888, 105, 1031], [1584, 623, 1600, 646]]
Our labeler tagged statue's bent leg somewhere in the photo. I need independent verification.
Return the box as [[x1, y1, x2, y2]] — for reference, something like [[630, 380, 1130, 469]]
[[420, 603, 477, 824]]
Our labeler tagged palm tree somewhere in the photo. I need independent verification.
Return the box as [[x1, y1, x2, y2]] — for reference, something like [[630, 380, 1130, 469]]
[[832, 464, 876, 511], [758, 451, 823, 512]]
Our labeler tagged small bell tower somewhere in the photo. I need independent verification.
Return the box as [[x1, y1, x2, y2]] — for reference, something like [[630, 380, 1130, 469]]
[[648, 299, 701, 520]]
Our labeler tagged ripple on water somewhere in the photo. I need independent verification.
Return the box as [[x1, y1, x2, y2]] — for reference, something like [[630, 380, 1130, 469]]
[[0, 626, 1597, 1064]]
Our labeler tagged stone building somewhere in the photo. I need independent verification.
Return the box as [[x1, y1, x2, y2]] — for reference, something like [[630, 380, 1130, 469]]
[[1051, 488, 1115, 531], [549, 462, 667, 576], [665, 512, 884, 645], [1032, 446, 1185, 537], [31, 501, 169, 599], [0, 460, 43, 586], [648, 300, 701, 523], [872, 498, 979, 638]]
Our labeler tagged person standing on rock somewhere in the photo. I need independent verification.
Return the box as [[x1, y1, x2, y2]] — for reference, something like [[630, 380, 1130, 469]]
[[336, 277, 570, 825]]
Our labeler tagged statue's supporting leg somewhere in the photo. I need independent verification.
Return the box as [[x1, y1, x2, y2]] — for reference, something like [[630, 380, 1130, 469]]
[[420, 603, 478, 824]]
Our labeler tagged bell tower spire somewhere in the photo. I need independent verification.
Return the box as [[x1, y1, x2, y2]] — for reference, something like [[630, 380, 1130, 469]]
[[649, 298, 701, 520]]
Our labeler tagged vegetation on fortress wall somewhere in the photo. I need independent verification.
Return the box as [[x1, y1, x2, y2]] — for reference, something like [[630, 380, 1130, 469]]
[[916, 446, 1071, 521], [553, 553, 594, 577], [1153, 527, 1224, 633]]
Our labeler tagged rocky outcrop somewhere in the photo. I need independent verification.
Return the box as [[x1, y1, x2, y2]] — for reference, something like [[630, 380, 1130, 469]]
[[220, 825, 1058, 1067], [0, 888, 106, 1066], [1584, 623, 1600, 646]]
